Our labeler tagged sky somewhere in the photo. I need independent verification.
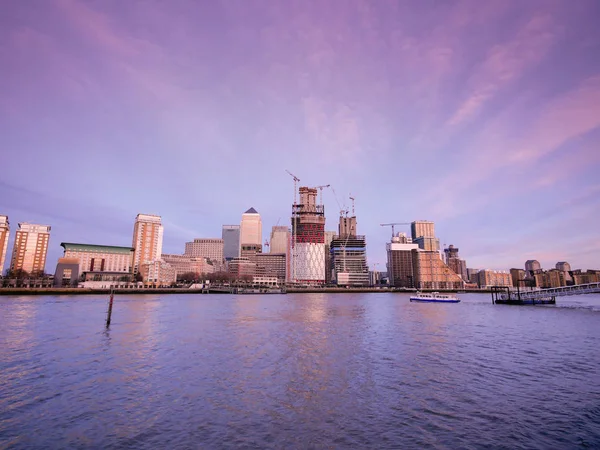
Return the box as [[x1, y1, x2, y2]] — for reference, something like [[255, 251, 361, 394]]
[[1, 0, 600, 274]]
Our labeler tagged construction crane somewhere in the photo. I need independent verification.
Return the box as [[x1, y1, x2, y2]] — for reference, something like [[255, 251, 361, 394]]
[[264, 239, 270, 251], [330, 186, 349, 218], [315, 184, 330, 205], [285, 169, 300, 206], [349, 194, 355, 216], [380, 222, 411, 238]]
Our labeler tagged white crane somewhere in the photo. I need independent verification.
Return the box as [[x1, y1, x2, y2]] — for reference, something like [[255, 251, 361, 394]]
[[285, 170, 301, 284], [314, 184, 331, 205], [349, 194, 355, 217]]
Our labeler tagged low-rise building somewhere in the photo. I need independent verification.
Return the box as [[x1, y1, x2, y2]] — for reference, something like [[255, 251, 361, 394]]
[[161, 254, 214, 278], [255, 253, 286, 284], [474, 270, 512, 288], [140, 260, 177, 286], [61, 242, 134, 273], [184, 238, 224, 263]]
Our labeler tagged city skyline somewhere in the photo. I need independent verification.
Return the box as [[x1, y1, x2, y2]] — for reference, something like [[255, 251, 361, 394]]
[[1, 1, 599, 271]]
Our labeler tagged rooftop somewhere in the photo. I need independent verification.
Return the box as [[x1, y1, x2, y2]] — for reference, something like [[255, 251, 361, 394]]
[[61, 243, 134, 254]]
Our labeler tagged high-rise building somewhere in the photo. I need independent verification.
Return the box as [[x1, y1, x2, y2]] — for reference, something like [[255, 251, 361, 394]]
[[330, 212, 368, 286], [386, 236, 419, 288], [413, 250, 464, 290], [269, 226, 290, 254], [184, 238, 224, 263], [411, 220, 440, 252], [291, 187, 325, 283], [0, 215, 9, 274], [324, 230, 337, 284], [222, 225, 240, 260], [444, 245, 468, 281], [240, 207, 262, 248], [132, 214, 163, 274], [9, 223, 51, 275]]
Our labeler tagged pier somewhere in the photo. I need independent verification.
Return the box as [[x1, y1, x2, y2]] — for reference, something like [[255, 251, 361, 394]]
[[492, 282, 600, 305]]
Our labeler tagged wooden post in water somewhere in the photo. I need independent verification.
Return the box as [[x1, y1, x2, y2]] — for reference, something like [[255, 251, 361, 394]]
[[106, 288, 114, 327]]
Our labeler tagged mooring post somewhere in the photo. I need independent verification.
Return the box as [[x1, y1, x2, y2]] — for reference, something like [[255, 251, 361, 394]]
[[106, 288, 114, 327]]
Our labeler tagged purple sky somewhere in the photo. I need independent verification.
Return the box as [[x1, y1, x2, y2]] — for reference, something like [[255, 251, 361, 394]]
[[1, 0, 600, 273]]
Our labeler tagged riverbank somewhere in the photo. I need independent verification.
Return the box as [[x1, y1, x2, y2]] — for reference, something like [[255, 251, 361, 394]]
[[0, 287, 494, 295]]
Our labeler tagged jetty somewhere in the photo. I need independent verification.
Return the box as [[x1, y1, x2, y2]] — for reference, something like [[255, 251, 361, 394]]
[[491, 282, 600, 305]]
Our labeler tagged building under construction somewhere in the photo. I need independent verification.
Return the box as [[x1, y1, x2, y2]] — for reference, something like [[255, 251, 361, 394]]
[[291, 187, 325, 283], [330, 211, 369, 287]]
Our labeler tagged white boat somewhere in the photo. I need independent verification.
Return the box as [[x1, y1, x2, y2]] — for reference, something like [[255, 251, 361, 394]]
[[409, 291, 460, 303]]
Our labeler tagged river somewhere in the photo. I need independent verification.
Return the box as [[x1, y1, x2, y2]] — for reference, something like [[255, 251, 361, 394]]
[[1, 292, 599, 449]]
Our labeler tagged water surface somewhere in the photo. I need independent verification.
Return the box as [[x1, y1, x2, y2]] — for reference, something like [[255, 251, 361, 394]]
[[1, 293, 599, 449]]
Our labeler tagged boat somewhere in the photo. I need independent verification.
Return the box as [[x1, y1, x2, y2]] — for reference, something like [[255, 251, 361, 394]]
[[409, 291, 460, 303], [233, 286, 286, 294]]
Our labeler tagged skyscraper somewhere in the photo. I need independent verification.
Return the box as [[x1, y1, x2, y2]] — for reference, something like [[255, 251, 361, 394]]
[[386, 235, 419, 288], [10, 223, 51, 275], [0, 215, 9, 274], [270, 226, 290, 280], [132, 214, 163, 274], [291, 187, 325, 283], [240, 207, 262, 248], [222, 225, 240, 260], [444, 245, 468, 281], [411, 220, 440, 252]]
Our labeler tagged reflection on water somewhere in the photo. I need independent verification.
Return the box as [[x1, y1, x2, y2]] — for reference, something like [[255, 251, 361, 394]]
[[1, 293, 599, 449]]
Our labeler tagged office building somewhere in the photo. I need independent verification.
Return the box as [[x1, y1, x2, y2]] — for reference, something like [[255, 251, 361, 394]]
[[228, 257, 256, 279], [184, 238, 224, 263], [60, 243, 133, 273], [161, 254, 214, 278], [0, 215, 9, 274], [240, 207, 262, 248], [291, 187, 325, 283], [222, 225, 240, 260], [386, 235, 419, 288], [270, 226, 290, 254], [132, 214, 163, 274], [330, 212, 368, 286], [255, 253, 286, 284], [10, 223, 51, 275], [324, 230, 336, 284]]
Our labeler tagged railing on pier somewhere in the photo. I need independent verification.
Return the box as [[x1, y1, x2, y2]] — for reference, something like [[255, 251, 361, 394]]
[[492, 282, 600, 304]]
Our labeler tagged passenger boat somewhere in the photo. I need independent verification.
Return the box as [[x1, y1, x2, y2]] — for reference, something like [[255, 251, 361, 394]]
[[409, 292, 460, 303]]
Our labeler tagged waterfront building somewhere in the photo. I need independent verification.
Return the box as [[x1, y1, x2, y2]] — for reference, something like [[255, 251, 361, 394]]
[[255, 253, 286, 284], [467, 268, 480, 284], [240, 207, 262, 249], [572, 270, 600, 285], [386, 236, 419, 288], [222, 225, 240, 260], [228, 257, 256, 279], [413, 250, 464, 290], [411, 220, 440, 252], [9, 223, 51, 275], [324, 230, 336, 284], [0, 215, 9, 274], [140, 259, 177, 286], [161, 254, 214, 278], [291, 187, 326, 283], [60, 242, 133, 273], [53, 258, 80, 287], [525, 260, 542, 273], [184, 238, 224, 264], [330, 212, 368, 287], [132, 214, 163, 275], [444, 245, 468, 281], [555, 261, 573, 284], [510, 268, 527, 288], [473, 270, 511, 288]]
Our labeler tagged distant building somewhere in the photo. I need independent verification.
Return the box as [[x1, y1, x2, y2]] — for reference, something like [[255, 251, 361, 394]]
[[53, 258, 80, 287], [269, 226, 290, 254], [386, 237, 419, 288], [132, 214, 163, 275], [0, 215, 9, 274], [228, 257, 256, 279], [525, 260, 542, 273], [184, 238, 224, 264], [240, 207, 262, 249], [291, 187, 325, 283], [61, 242, 134, 273], [330, 213, 369, 287], [411, 221, 440, 252], [10, 223, 51, 275], [413, 250, 464, 290], [474, 270, 511, 288], [467, 268, 480, 284], [324, 230, 337, 284], [444, 245, 468, 281], [161, 254, 214, 278], [255, 253, 286, 284], [556, 261, 573, 284], [510, 268, 527, 288], [140, 259, 177, 286], [571, 270, 600, 285], [222, 225, 240, 260]]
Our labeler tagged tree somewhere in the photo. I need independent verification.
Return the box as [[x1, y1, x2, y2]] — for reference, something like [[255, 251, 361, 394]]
[[178, 272, 200, 283], [134, 272, 143, 282]]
